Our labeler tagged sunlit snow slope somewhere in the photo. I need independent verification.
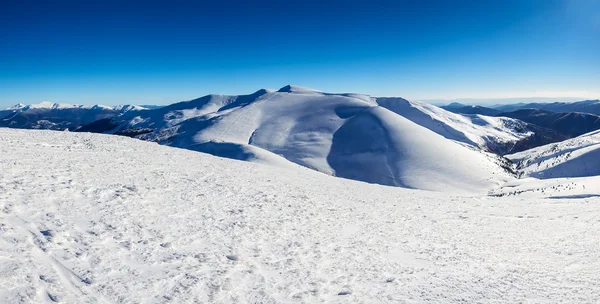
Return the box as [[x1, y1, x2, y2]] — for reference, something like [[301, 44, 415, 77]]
[[1, 129, 600, 303], [507, 130, 600, 179], [111, 86, 513, 192], [377, 97, 534, 153], [489, 176, 600, 198]]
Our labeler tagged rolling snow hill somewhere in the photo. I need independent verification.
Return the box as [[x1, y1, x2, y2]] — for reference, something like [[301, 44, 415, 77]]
[[1, 128, 600, 303], [105, 86, 515, 192], [376, 97, 555, 154], [0, 102, 150, 131], [507, 130, 600, 179]]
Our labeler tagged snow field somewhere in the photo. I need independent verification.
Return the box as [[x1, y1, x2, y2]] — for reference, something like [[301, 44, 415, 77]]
[[1, 129, 600, 303]]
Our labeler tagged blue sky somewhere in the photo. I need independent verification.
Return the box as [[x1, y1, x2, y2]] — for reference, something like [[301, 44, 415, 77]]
[[1, 0, 599, 107]]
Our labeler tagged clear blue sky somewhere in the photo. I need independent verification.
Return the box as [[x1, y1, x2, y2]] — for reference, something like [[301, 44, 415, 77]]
[[1, 0, 599, 107]]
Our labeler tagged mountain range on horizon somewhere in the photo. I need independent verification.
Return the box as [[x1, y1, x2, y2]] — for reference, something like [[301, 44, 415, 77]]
[[443, 99, 600, 115]]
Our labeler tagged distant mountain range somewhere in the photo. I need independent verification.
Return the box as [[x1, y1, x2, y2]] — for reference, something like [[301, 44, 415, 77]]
[[442, 102, 502, 116], [492, 99, 600, 115], [498, 109, 600, 137], [443, 99, 600, 115], [0, 102, 156, 130], [442, 100, 600, 139]]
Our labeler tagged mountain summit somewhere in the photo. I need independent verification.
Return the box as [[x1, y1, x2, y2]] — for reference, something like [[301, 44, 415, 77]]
[[277, 85, 320, 93]]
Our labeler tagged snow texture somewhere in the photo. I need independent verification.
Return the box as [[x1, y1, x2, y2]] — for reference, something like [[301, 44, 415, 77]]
[[1, 128, 600, 303], [507, 130, 600, 179], [377, 98, 533, 152]]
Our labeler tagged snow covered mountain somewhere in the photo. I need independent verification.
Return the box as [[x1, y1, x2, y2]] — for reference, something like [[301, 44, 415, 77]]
[[3, 88, 561, 157], [0, 102, 150, 130], [376, 97, 554, 154], [5, 86, 588, 192], [2, 128, 600, 303], [103, 85, 515, 192], [507, 130, 600, 179]]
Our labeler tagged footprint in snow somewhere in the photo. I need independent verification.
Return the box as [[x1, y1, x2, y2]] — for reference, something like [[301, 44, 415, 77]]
[[226, 255, 239, 261], [338, 291, 352, 296], [47, 292, 59, 302], [40, 230, 55, 241]]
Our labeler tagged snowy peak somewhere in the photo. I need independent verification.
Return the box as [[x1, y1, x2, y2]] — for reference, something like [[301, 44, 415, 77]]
[[4, 103, 27, 110], [112, 104, 149, 112], [107, 87, 516, 193], [277, 85, 320, 94], [24, 101, 87, 110], [254, 88, 275, 95], [17, 102, 89, 111]]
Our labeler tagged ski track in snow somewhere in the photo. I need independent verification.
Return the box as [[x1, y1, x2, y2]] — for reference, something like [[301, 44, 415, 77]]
[[1, 129, 600, 303]]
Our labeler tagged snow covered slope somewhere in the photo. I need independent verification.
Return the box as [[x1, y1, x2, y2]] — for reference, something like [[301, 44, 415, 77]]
[[377, 98, 540, 154], [0, 102, 150, 131], [489, 176, 600, 198], [507, 130, 600, 179], [1, 129, 600, 303], [110, 86, 514, 192]]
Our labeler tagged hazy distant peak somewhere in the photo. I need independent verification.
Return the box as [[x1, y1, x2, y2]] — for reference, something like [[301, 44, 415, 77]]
[[444, 102, 468, 108]]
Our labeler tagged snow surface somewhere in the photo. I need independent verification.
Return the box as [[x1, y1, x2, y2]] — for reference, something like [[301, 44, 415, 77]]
[[1, 128, 600, 303], [507, 130, 600, 179], [490, 176, 600, 199], [112, 87, 515, 193], [377, 98, 533, 152]]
